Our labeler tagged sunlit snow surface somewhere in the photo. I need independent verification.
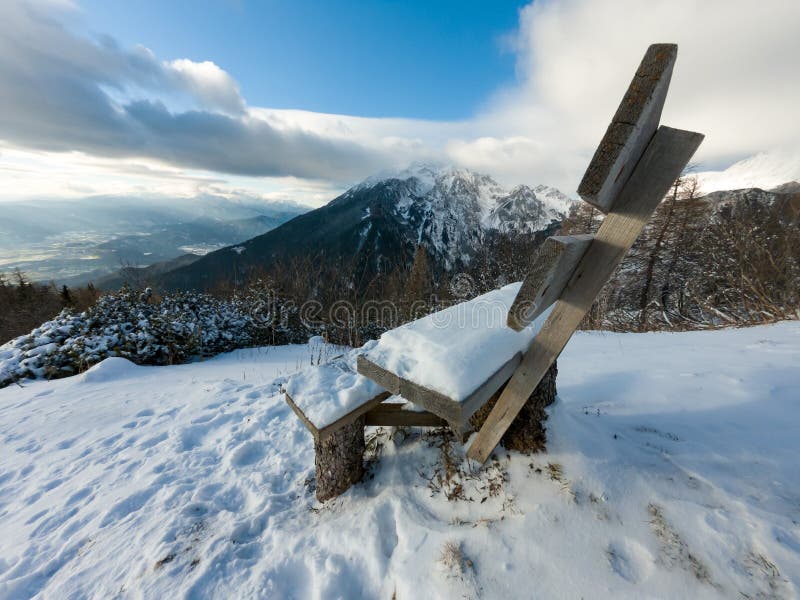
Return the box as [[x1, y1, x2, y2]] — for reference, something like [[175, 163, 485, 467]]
[[0, 324, 799, 599], [361, 282, 552, 402], [285, 349, 384, 429]]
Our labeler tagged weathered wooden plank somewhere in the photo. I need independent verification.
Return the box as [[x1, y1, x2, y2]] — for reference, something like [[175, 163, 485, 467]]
[[358, 352, 522, 434], [284, 391, 321, 438], [285, 390, 392, 441], [467, 126, 704, 464], [364, 403, 447, 427], [458, 351, 523, 424], [578, 44, 677, 213], [507, 234, 594, 331], [356, 354, 400, 394], [399, 352, 522, 433]]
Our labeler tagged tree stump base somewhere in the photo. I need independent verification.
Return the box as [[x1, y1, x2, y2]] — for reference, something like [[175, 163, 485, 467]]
[[314, 415, 366, 502], [469, 360, 557, 454]]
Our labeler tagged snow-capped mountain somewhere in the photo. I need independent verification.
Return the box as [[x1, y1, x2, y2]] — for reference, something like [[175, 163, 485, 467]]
[[157, 165, 574, 290], [697, 149, 800, 194], [354, 162, 573, 225], [335, 164, 574, 269]]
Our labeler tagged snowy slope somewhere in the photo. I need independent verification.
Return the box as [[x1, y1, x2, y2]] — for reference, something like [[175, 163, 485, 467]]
[[697, 150, 800, 194], [1, 323, 799, 598]]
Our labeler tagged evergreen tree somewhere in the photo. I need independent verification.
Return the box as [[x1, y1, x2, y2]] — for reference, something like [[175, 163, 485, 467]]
[[60, 285, 73, 307], [406, 245, 433, 302]]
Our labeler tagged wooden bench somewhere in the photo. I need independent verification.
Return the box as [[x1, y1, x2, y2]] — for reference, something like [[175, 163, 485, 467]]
[[283, 42, 705, 500], [356, 282, 559, 438]]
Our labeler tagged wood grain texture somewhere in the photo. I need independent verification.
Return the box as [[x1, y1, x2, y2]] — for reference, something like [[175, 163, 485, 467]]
[[314, 416, 366, 502], [356, 354, 400, 394], [467, 126, 704, 464], [358, 352, 523, 434], [285, 390, 392, 441], [507, 234, 594, 331], [364, 403, 447, 427], [577, 44, 677, 213]]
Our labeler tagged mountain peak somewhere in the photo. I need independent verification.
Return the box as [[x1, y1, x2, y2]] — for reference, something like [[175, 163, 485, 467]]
[[354, 161, 466, 194], [156, 164, 576, 289], [335, 164, 573, 269], [347, 163, 575, 227]]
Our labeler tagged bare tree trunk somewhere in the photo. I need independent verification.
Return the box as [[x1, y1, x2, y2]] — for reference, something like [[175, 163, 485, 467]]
[[660, 177, 700, 321], [638, 179, 679, 329]]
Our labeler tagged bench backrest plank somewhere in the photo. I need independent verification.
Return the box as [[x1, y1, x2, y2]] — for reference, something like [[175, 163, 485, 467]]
[[507, 234, 594, 331], [467, 126, 704, 464], [578, 44, 677, 213]]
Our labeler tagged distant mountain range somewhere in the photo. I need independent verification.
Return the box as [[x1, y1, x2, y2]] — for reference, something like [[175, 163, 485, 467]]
[[153, 165, 576, 290], [0, 195, 307, 285], [17, 164, 796, 293], [151, 170, 799, 292]]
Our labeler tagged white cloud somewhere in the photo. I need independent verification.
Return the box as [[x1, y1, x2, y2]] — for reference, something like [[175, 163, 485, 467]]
[[0, 144, 343, 207], [453, 0, 800, 192], [0, 1, 391, 182], [0, 0, 797, 205], [167, 59, 246, 115], [256, 0, 800, 194]]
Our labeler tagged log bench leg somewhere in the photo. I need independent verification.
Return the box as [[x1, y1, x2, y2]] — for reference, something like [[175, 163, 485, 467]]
[[469, 360, 557, 454], [314, 415, 366, 502], [311, 360, 556, 500]]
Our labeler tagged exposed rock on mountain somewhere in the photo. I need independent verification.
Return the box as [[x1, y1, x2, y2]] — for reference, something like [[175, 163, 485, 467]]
[[157, 165, 575, 290]]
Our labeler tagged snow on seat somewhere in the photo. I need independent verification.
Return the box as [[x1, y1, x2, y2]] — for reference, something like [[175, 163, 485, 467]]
[[357, 282, 552, 432], [284, 352, 389, 440]]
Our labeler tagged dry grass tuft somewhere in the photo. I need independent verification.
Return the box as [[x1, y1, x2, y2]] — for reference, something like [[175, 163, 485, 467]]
[[422, 429, 511, 504], [364, 427, 392, 465], [648, 503, 715, 585], [439, 540, 474, 575], [539, 461, 576, 501], [423, 428, 468, 501]]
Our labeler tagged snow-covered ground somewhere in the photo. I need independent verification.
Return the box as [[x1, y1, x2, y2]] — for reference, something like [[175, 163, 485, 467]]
[[0, 323, 799, 599]]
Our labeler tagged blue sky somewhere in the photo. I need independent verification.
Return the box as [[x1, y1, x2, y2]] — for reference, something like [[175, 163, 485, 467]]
[[78, 0, 528, 120], [1, 0, 798, 205]]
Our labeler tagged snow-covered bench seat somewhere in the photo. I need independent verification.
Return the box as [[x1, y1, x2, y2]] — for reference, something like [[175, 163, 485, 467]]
[[284, 357, 390, 441], [357, 282, 552, 434], [284, 355, 394, 501]]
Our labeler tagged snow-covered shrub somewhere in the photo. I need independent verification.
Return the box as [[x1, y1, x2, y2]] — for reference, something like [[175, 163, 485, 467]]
[[241, 279, 315, 347], [0, 285, 311, 389]]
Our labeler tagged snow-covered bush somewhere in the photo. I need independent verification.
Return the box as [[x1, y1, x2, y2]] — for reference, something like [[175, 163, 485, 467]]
[[0, 285, 311, 389]]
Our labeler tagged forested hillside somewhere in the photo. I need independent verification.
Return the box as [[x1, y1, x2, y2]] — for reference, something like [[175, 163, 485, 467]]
[[561, 177, 800, 330]]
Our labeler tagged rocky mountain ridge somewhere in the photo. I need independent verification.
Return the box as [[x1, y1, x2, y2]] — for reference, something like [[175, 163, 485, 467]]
[[156, 165, 575, 290]]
